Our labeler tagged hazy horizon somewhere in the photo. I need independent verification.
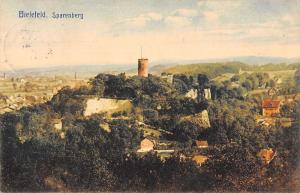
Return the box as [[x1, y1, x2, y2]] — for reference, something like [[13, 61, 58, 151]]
[[1, 55, 300, 72]]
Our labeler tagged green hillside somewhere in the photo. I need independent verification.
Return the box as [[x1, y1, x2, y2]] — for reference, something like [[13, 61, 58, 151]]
[[163, 62, 300, 78]]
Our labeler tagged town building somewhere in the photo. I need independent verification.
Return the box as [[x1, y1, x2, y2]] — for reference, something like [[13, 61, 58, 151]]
[[192, 155, 208, 166], [204, 88, 211, 100], [194, 140, 209, 148], [185, 88, 198, 99], [154, 149, 175, 161], [257, 148, 276, 164], [52, 118, 62, 131], [161, 73, 174, 84], [262, 99, 281, 117], [137, 138, 155, 152]]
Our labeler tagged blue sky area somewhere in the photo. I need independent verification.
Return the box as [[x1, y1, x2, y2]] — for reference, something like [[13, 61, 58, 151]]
[[0, 0, 299, 69]]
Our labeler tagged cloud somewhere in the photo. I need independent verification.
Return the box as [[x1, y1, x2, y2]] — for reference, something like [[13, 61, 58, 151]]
[[173, 8, 198, 17], [164, 16, 192, 28], [117, 12, 162, 28], [146, 12, 163, 21], [280, 14, 300, 27], [116, 8, 198, 30], [122, 16, 148, 28], [163, 8, 198, 28], [197, 0, 241, 11], [197, 0, 243, 25], [202, 11, 219, 23]]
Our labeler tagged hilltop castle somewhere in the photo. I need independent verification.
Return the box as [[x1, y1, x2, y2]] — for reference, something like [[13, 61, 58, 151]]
[[138, 48, 149, 77], [138, 58, 148, 77]]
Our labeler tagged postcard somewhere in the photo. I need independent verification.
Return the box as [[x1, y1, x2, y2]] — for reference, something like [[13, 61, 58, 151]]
[[0, 0, 300, 192]]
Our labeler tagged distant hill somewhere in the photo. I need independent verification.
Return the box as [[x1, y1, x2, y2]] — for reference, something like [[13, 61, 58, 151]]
[[1, 64, 135, 78], [224, 56, 300, 65], [152, 56, 300, 66], [149, 56, 300, 75], [159, 62, 300, 78], [1, 56, 300, 77]]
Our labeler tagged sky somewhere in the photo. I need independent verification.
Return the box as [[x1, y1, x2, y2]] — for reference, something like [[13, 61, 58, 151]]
[[0, 0, 300, 70]]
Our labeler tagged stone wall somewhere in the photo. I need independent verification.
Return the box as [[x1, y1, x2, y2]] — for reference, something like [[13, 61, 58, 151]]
[[84, 98, 132, 117], [181, 110, 211, 128]]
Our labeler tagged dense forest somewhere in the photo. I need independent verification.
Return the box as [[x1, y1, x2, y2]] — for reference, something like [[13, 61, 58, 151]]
[[1, 70, 300, 192]]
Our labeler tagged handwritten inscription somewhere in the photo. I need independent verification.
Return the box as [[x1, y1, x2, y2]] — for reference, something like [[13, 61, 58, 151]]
[[18, 11, 84, 20]]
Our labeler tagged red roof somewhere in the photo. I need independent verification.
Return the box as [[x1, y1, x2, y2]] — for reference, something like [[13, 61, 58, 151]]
[[257, 148, 277, 164], [262, 99, 281, 108], [195, 140, 208, 147]]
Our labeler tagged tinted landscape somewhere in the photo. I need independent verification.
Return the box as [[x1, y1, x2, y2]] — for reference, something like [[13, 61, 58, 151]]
[[1, 61, 300, 191], [1, 0, 300, 192]]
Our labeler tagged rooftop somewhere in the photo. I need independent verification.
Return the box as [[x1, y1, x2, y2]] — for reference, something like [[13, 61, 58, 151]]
[[262, 99, 281, 108], [192, 155, 208, 166], [195, 140, 208, 147], [257, 148, 277, 164]]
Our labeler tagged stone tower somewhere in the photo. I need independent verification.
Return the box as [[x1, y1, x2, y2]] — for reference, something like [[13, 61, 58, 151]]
[[138, 58, 149, 77]]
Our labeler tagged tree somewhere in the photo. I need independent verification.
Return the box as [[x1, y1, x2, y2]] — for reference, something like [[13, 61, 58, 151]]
[[143, 109, 159, 123], [230, 75, 240, 82], [204, 144, 264, 191], [268, 79, 276, 88], [242, 80, 253, 91], [173, 78, 188, 94], [104, 74, 126, 97], [91, 78, 105, 97], [248, 76, 259, 90], [12, 83, 17, 90], [173, 121, 201, 142], [174, 74, 193, 89], [64, 121, 116, 190], [198, 74, 209, 88], [254, 73, 269, 87]]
